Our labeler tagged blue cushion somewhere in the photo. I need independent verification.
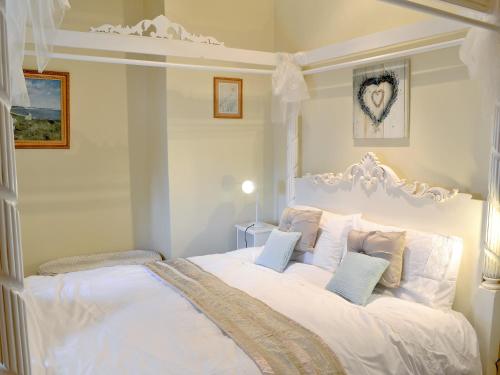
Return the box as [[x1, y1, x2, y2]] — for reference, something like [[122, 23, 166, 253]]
[[256, 229, 301, 272], [326, 252, 389, 305]]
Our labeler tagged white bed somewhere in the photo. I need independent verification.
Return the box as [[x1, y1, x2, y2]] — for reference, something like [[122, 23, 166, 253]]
[[23, 153, 485, 374], [23, 247, 481, 375]]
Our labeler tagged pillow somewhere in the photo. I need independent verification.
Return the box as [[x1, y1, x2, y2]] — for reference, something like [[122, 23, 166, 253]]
[[326, 252, 389, 306], [347, 230, 406, 288], [290, 208, 360, 272], [354, 217, 463, 309], [255, 229, 301, 272], [279, 207, 322, 252]]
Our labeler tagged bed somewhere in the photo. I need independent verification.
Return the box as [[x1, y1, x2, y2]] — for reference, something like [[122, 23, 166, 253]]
[[24, 248, 481, 375], [22, 153, 485, 375]]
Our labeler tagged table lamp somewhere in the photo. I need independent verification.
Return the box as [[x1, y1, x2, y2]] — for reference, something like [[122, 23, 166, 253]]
[[241, 180, 265, 228]]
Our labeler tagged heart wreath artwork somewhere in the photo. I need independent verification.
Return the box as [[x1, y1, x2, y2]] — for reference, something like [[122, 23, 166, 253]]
[[356, 71, 399, 126]]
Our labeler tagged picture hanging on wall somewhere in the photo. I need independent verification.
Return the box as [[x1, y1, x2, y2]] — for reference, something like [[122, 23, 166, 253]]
[[214, 77, 243, 119], [353, 60, 409, 139], [11, 70, 70, 149]]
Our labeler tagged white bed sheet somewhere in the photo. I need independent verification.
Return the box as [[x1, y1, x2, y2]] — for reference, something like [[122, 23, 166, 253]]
[[23, 247, 481, 375]]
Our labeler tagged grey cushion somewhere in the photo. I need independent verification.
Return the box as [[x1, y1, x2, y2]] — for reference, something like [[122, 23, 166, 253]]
[[326, 252, 389, 305], [347, 230, 406, 288], [279, 207, 322, 252], [256, 229, 301, 272]]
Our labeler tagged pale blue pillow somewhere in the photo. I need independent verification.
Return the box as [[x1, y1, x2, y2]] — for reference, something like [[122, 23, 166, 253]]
[[326, 252, 389, 305], [256, 229, 301, 272]]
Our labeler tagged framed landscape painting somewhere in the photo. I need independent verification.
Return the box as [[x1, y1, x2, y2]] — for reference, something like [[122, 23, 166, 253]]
[[11, 70, 70, 149], [214, 77, 242, 119]]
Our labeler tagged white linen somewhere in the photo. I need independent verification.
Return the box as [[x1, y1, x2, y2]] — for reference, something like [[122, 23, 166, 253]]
[[355, 218, 463, 309], [24, 248, 481, 375]]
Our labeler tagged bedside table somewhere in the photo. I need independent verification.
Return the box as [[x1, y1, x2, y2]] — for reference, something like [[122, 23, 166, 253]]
[[235, 223, 277, 249]]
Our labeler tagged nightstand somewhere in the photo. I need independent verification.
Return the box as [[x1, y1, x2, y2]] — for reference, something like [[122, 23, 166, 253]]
[[235, 223, 277, 249]]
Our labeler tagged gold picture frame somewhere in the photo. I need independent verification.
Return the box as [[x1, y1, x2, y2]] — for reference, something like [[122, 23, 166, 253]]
[[213, 77, 242, 119], [11, 70, 70, 149]]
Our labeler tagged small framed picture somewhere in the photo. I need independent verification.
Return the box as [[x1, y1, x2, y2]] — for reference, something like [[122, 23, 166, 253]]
[[213, 77, 242, 119], [11, 70, 70, 149]]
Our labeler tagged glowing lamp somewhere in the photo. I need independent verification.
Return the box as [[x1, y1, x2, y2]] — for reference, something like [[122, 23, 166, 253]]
[[241, 180, 265, 228]]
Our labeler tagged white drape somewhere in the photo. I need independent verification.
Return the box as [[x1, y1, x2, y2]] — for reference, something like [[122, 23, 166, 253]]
[[272, 53, 310, 122], [6, 0, 70, 107], [272, 53, 309, 205], [459, 3, 500, 111], [459, 2, 500, 284]]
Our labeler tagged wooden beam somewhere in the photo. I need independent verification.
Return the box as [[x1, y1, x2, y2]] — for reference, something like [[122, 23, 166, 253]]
[[26, 29, 278, 67], [300, 18, 468, 66]]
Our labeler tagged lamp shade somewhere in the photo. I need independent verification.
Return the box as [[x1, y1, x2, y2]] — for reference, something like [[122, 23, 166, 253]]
[[241, 180, 255, 194]]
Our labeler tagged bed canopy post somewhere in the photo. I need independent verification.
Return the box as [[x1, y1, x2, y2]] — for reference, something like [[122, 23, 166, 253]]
[[286, 105, 300, 205], [272, 53, 309, 207], [483, 104, 500, 288], [0, 0, 70, 372], [458, 2, 500, 289], [0, 1, 31, 373]]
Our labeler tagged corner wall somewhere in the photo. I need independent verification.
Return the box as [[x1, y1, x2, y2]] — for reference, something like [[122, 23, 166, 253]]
[[17, 57, 134, 275], [17, 0, 277, 273], [164, 0, 276, 258], [125, 0, 171, 256], [273, 1, 488, 201], [17, 0, 135, 275], [301, 47, 487, 198]]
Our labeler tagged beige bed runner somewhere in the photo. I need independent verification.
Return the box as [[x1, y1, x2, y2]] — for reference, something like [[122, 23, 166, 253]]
[[147, 259, 346, 375]]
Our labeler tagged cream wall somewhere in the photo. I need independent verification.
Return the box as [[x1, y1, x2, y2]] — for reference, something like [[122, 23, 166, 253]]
[[17, 0, 277, 272], [18, 58, 134, 275], [164, 0, 275, 258], [273, 0, 432, 212], [17, 1, 135, 275], [273, 1, 488, 203], [17, 1, 488, 273], [124, 0, 171, 255], [301, 47, 487, 198], [274, 0, 429, 52], [167, 71, 274, 257]]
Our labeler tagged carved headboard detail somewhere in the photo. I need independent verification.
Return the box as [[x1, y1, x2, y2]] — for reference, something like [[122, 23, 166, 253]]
[[305, 152, 461, 203], [294, 152, 484, 323]]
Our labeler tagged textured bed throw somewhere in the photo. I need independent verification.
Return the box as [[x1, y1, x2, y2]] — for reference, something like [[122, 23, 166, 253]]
[[39, 250, 162, 275], [147, 259, 345, 375]]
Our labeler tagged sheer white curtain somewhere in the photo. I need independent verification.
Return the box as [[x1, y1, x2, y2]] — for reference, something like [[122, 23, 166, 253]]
[[6, 0, 70, 107], [272, 53, 309, 205], [459, 1, 500, 286]]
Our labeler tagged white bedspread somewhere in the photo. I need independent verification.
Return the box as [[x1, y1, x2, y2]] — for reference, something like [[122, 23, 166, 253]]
[[23, 247, 481, 375]]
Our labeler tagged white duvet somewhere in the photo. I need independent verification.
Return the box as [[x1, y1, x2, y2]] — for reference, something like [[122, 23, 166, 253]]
[[23, 247, 481, 375]]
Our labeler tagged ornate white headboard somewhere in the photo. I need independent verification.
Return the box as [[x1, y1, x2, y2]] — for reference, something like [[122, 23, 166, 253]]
[[294, 152, 485, 319]]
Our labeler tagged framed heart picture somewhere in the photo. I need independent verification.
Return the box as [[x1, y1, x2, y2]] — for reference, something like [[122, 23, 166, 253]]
[[353, 60, 409, 139]]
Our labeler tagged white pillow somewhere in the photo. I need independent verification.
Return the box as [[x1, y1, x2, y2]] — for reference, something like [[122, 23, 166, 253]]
[[354, 217, 463, 309], [291, 205, 360, 272]]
